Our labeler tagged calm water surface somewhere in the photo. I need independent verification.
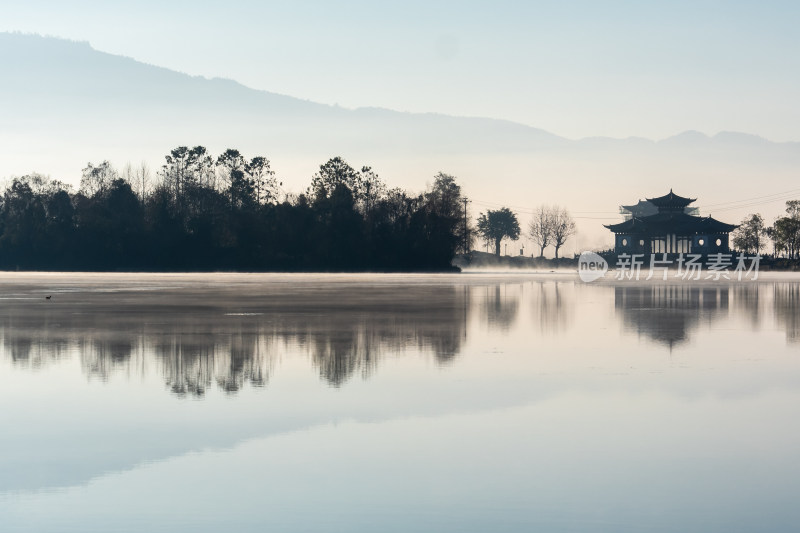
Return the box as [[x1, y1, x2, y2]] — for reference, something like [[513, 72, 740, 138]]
[[1, 272, 799, 532]]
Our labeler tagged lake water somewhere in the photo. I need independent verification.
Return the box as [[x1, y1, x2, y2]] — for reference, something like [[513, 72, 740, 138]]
[[1, 272, 799, 532]]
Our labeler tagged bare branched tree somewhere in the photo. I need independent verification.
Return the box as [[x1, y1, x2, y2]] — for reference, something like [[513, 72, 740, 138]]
[[134, 161, 152, 204], [358, 166, 386, 215], [80, 161, 118, 196], [551, 206, 576, 259], [528, 205, 554, 257]]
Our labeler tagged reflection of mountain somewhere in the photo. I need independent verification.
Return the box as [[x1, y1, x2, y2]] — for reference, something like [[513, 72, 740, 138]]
[[3, 275, 800, 500], [0, 278, 476, 494], [0, 283, 467, 392], [615, 285, 730, 348]]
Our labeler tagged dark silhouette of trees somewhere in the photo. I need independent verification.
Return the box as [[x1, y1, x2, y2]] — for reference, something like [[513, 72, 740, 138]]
[[422, 172, 471, 262], [310, 156, 362, 204], [770, 202, 800, 259], [122, 161, 152, 205], [733, 213, 767, 255], [728, 204, 800, 259], [0, 178, 47, 268], [527, 205, 575, 258], [246, 156, 278, 204], [358, 166, 385, 215], [0, 150, 466, 272], [551, 206, 576, 259], [477, 207, 520, 256], [528, 205, 553, 257], [79, 161, 117, 197]]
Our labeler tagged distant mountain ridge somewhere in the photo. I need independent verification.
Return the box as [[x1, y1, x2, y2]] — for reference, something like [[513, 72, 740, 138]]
[[1, 32, 798, 249], [0, 33, 564, 148], [5, 32, 793, 150]]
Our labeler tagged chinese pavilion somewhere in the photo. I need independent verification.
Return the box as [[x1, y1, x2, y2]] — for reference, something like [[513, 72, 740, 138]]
[[605, 190, 738, 255]]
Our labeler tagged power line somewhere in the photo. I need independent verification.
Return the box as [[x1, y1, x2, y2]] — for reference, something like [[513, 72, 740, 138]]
[[462, 196, 470, 252], [697, 187, 800, 209], [706, 194, 800, 214], [471, 186, 800, 219], [471, 198, 618, 215], [470, 201, 617, 217]]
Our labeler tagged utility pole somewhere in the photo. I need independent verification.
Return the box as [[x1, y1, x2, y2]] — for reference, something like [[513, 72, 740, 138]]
[[462, 197, 470, 253]]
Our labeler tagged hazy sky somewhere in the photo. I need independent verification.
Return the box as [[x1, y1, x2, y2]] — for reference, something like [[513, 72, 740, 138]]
[[1, 0, 799, 141]]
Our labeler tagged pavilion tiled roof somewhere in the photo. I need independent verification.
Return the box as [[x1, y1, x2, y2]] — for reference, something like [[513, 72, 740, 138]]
[[645, 189, 697, 209], [604, 211, 738, 234], [620, 199, 658, 216]]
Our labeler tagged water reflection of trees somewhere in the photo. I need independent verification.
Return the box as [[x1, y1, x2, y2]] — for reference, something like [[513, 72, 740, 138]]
[[529, 281, 573, 334], [731, 284, 762, 329], [1, 315, 72, 367], [0, 284, 468, 393], [615, 285, 730, 348], [152, 331, 274, 396], [283, 284, 469, 384], [774, 283, 800, 343], [472, 280, 574, 335], [478, 284, 520, 331]]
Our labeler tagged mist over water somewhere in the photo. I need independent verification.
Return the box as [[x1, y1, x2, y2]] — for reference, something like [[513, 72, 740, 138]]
[[1, 273, 799, 532]]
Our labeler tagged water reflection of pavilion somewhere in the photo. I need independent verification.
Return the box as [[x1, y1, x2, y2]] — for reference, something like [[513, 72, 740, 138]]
[[615, 285, 730, 348]]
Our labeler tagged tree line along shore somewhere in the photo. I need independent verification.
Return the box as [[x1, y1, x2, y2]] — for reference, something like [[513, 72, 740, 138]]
[[0, 147, 472, 272], [2, 144, 799, 273]]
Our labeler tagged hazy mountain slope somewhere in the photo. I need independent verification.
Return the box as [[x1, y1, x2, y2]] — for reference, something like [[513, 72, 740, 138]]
[[2, 32, 798, 249], [0, 33, 563, 152]]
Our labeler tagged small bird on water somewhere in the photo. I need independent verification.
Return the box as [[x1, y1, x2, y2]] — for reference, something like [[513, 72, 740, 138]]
[[45, 295, 52, 300]]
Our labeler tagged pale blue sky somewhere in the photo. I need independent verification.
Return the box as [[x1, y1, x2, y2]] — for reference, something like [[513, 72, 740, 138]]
[[2, 0, 799, 141]]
